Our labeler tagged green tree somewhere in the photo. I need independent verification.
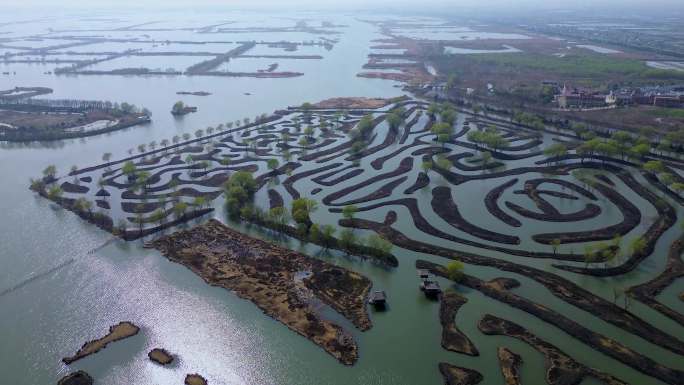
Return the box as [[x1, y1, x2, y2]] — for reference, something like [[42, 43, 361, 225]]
[[630, 237, 647, 255], [320, 224, 336, 248], [339, 229, 356, 250], [308, 223, 321, 243], [583, 245, 596, 267], [304, 125, 314, 138], [47, 185, 63, 200], [173, 202, 188, 219], [671, 183, 684, 195], [643, 160, 665, 174], [446, 260, 465, 282], [42, 165, 57, 180], [121, 161, 137, 178], [366, 234, 393, 254], [342, 205, 358, 220], [171, 101, 185, 114], [611, 131, 633, 158], [291, 198, 318, 226], [151, 209, 165, 227], [427, 103, 440, 117], [440, 108, 456, 125], [268, 206, 289, 225], [630, 143, 651, 159], [543, 143, 568, 163], [432, 122, 454, 147], [436, 155, 451, 171], [446, 74, 457, 91], [267, 158, 279, 171], [481, 151, 492, 167], [659, 172, 675, 186], [193, 196, 207, 208], [386, 112, 403, 130]]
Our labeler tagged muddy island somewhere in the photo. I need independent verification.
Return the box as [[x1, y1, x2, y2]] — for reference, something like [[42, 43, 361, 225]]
[[57, 371, 93, 385], [149, 219, 372, 365], [148, 348, 174, 365], [177, 91, 212, 96], [171, 101, 198, 116], [439, 291, 479, 355], [479, 315, 627, 385], [438, 363, 483, 385], [185, 373, 208, 385], [0, 97, 150, 142], [497, 347, 523, 385], [62, 321, 140, 364]]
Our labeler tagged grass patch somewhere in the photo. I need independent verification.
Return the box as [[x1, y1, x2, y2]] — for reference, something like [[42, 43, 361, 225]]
[[455, 52, 684, 80], [646, 107, 684, 119]]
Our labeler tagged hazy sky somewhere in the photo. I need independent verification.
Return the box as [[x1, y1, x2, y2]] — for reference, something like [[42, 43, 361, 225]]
[[4, 0, 684, 11]]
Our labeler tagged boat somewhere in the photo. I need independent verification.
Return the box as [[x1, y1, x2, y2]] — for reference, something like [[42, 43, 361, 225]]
[[420, 280, 442, 297], [368, 290, 387, 308], [417, 269, 430, 280]]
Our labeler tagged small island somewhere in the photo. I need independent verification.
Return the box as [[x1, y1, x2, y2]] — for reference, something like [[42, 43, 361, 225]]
[[171, 101, 198, 116], [0, 92, 150, 142], [185, 373, 208, 385], [62, 321, 140, 364], [176, 91, 212, 96], [149, 219, 372, 365], [148, 348, 174, 365], [57, 371, 93, 385]]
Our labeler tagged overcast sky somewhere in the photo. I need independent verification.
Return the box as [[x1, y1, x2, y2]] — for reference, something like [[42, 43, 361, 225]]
[[3, 0, 684, 10]]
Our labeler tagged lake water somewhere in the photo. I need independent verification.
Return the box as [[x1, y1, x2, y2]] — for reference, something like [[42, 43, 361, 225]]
[[575, 44, 622, 54], [646, 61, 684, 72], [443, 44, 521, 55], [0, 9, 682, 385]]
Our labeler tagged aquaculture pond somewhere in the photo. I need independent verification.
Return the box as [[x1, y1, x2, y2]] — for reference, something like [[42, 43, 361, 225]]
[[1, 9, 683, 385]]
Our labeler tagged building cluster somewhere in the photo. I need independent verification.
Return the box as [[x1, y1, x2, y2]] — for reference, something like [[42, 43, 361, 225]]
[[553, 83, 684, 109]]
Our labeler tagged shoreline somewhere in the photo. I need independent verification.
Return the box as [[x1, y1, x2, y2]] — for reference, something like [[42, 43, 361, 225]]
[[149, 219, 372, 365]]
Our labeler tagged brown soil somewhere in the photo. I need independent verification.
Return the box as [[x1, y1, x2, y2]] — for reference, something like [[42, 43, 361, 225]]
[[283, 162, 342, 199], [338, 198, 584, 261], [439, 291, 479, 356], [404, 172, 429, 194], [554, 169, 676, 275], [313, 168, 364, 186], [532, 177, 640, 244], [268, 189, 284, 209], [334, 176, 407, 206], [497, 347, 523, 385], [432, 186, 520, 245], [149, 219, 372, 365], [61, 181, 89, 194], [62, 321, 140, 364], [57, 371, 93, 385], [122, 208, 214, 241], [185, 373, 207, 385], [322, 157, 413, 205], [480, 315, 627, 385], [417, 259, 683, 385], [505, 201, 601, 222], [148, 348, 174, 365], [309, 97, 393, 110], [246, 216, 398, 267], [438, 363, 483, 385], [485, 179, 522, 227], [628, 233, 684, 327]]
